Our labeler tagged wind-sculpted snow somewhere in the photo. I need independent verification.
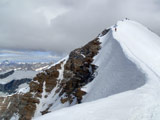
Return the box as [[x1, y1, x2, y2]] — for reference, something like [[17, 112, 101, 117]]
[[83, 30, 146, 102]]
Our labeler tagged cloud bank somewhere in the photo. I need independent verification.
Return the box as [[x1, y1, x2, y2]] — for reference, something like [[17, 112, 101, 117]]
[[0, 0, 160, 54]]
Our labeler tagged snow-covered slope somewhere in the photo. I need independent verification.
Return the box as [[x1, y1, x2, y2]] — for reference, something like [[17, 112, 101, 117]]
[[82, 27, 145, 102], [34, 20, 160, 120]]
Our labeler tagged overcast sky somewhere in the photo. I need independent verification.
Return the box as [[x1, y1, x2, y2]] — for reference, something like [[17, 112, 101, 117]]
[[0, 0, 160, 54]]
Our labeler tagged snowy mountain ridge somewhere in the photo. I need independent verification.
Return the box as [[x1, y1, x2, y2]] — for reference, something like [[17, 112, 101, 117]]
[[34, 20, 160, 120], [1, 19, 160, 120]]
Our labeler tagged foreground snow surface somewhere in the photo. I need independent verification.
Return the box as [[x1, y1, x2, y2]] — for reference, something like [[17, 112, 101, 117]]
[[34, 20, 160, 120]]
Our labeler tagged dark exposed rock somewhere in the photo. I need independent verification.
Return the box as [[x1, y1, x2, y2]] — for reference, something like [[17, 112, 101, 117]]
[[101, 29, 110, 36], [98, 29, 110, 37], [57, 37, 101, 104]]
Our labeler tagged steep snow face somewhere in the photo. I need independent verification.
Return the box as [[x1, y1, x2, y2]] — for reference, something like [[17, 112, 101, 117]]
[[34, 20, 160, 120], [113, 20, 160, 76], [82, 29, 146, 102]]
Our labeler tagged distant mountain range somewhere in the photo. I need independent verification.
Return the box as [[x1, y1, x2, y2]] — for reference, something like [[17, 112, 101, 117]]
[[0, 60, 54, 96], [0, 50, 62, 63], [0, 60, 54, 72]]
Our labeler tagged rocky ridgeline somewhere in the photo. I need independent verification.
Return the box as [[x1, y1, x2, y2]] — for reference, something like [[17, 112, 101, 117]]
[[0, 29, 110, 120]]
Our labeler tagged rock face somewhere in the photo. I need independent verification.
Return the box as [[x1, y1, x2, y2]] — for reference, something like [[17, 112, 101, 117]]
[[0, 29, 110, 120], [59, 37, 100, 104]]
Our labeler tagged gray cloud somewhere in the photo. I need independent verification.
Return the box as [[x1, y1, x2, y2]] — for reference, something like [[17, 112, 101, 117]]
[[0, 0, 159, 54]]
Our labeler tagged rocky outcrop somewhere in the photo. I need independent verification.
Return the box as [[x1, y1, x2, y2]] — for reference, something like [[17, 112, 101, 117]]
[[0, 29, 110, 120], [58, 37, 100, 104]]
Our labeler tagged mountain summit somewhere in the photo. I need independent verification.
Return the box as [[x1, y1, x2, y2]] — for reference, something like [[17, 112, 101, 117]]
[[1, 19, 160, 120]]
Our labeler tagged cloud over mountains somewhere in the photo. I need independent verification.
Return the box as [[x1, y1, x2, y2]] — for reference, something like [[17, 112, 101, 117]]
[[0, 0, 160, 54]]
